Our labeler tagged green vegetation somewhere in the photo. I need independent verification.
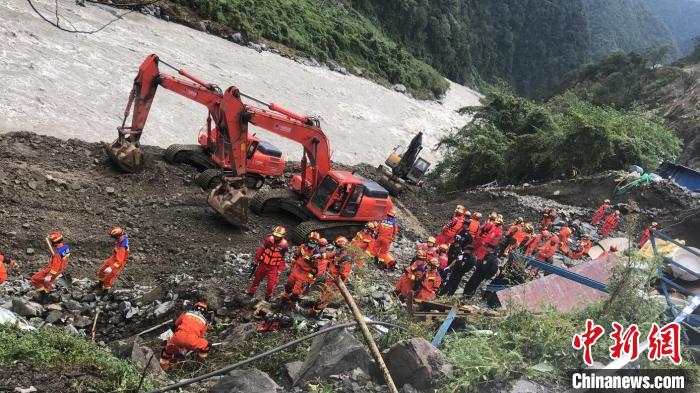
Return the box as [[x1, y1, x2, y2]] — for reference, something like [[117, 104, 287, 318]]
[[443, 250, 699, 392], [168, 0, 448, 96], [432, 91, 682, 189], [583, 0, 677, 60], [0, 325, 150, 392]]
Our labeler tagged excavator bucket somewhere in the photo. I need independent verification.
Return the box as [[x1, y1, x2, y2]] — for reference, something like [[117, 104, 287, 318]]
[[107, 139, 144, 173], [207, 181, 250, 226]]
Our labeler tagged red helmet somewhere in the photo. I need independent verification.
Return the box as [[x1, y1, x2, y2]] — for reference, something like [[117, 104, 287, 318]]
[[541, 230, 552, 238], [387, 209, 397, 218], [110, 227, 124, 238], [193, 301, 208, 313], [272, 226, 286, 238], [334, 236, 349, 248], [307, 232, 321, 243], [48, 231, 63, 244]]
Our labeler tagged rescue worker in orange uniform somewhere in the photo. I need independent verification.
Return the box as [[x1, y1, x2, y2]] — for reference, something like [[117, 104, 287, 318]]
[[0, 253, 17, 284], [504, 222, 533, 256], [599, 210, 621, 237], [312, 237, 354, 315], [95, 227, 129, 291], [498, 217, 523, 256], [416, 236, 438, 260], [525, 230, 550, 257], [557, 226, 572, 256], [538, 208, 557, 230], [368, 209, 398, 269], [473, 212, 497, 252], [160, 301, 212, 370], [280, 232, 326, 308], [351, 222, 376, 252], [468, 212, 482, 237], [536, 232, 560, 263], [31, 231, 70, 303], [591, 199, 611, 225], [639, 222, 658, 248], [435, 205, 466, 245], [415, 258, 442, 301], [484, 217, 504, 248], [567, 234, 593, 260], [248, 226, 290, 301], [394, 250, 428, 301]]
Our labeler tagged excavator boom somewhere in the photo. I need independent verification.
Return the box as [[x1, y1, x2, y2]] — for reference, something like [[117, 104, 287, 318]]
[[109, 54, 333, 226]]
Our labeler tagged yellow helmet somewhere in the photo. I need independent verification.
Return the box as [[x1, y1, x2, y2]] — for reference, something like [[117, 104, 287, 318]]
[[427, 236, 436, 245], [110, 227, 124, 238], [272, 226, 286, 238]]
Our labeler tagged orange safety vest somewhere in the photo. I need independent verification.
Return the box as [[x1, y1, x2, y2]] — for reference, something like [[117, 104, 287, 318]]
[[260, 238, 289, 266]]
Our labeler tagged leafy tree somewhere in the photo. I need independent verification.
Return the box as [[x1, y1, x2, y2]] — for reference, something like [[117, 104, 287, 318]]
[[432, 92, 682, 189]]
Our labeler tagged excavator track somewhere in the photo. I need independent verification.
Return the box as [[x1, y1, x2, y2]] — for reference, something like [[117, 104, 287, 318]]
[[250, 188, 300, 215], [292, 220, 365, 245], [195, 169, 222, 190], [163, 144, 204, 164]]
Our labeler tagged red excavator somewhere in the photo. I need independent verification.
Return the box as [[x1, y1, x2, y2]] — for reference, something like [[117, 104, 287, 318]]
[[108, 54, 393, 243]]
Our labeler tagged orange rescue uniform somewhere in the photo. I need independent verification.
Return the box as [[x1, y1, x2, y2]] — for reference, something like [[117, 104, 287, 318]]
[[394, 259, 426, 299], [248, 236, 289, 300], [31, 243, 70, 293], [160, 310, 210, 370], [315, 251, 354, 313], [368, 217, 398, 267], [591, 203, 610, 225], [415, 268, 442, 301], [97, 234, 129, 289], [281, 244, 325, 304], [435, 214, 464, 245]]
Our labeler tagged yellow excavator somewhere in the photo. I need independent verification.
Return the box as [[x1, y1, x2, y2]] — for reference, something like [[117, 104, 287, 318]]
[[376, 132, 431, 195]]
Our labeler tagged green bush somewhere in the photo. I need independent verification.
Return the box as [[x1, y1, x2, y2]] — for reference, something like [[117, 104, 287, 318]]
[[0, 325, 149, 392], [169, 0, 448, 96], [432, 92, 682, 189]]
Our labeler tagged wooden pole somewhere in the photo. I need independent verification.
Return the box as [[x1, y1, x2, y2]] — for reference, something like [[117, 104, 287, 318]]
[[45, 237, 55, 256], [336, 278, 399, 393], [91, 309, 101, 342]]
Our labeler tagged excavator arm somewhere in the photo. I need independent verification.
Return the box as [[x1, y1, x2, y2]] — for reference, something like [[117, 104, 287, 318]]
[[109, 54, 332, 226]]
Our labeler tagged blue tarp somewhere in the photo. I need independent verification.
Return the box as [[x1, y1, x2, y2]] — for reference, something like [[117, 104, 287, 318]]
[[657, 162, 700, 191]]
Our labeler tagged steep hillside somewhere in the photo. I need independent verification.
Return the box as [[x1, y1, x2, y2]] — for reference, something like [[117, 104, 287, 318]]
[[552, 48, 700, 170], [583, 0, 677, 60], [351, 0, 591, 97], [641, 0, 700, 55]]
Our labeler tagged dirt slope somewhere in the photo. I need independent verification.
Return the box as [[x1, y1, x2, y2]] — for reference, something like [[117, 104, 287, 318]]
[[0, 0, 480, 166]]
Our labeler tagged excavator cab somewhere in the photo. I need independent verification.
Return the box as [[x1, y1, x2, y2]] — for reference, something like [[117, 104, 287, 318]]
[[305, 171, 391, 221]]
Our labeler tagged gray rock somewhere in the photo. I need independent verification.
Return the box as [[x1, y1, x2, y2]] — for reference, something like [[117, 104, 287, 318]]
[[391, 84, 407, 93], [125, 307, 139, 319], [210, 368, 280, 393], [222, 322, 257, 347], [73, 315, 93, 328], [45, 310, 64, 324], [111, 338, 166, 378], [294, 326, 372, 385], [338, 67, 349, 75], [153, 300, 175, 318], [26, 248, 35, 255], [63, 299, 82, 311], [284, 361, 303, 381], [12, 299, 43, 317], [248, 43, 263, 53], [231, 32, 244, 44], [382, 338, 447, 391], [64, 324, 80, 336], [105, 186, 115, 194]]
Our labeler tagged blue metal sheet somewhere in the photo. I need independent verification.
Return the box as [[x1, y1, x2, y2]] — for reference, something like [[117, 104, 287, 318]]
[[512, 253, 609, 293], [431, 305, 458, 348], [657, 162, 700, 191]]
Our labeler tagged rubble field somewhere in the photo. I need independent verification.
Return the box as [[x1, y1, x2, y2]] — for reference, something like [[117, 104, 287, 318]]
[[1, 131, 698, 392]]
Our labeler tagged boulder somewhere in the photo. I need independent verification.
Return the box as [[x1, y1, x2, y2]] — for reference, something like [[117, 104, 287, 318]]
[[111, 338, 165, 378], [391, 84, 407, 93], [510, 379, 548, 393], [284, 361, 303, 381], [382, 338, 447, 392], [45, 310, 64, 324], [140, 286, 162, 304], [222, 322, 257, 348], [12, 298, 43, 317], [231, 32, 244, 44], [210, 368, 279, 393], [294, 327, 372, 385]]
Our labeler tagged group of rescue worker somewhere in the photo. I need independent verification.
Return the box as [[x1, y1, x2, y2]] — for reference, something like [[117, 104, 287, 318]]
[[0, 227, 129, 301]]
